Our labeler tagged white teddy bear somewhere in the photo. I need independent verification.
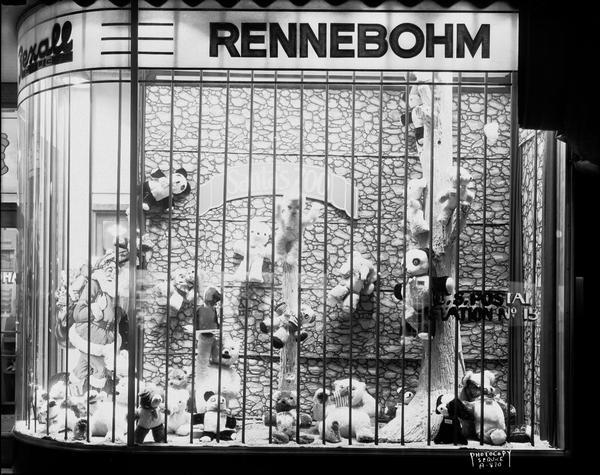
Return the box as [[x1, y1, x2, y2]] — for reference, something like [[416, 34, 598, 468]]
[[318, 378, 376, 443], [328, 251, 377, 315]]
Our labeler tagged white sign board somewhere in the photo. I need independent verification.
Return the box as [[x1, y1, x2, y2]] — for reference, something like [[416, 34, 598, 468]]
[[17, 4, 518, 90], [139, 9, 518, 71]]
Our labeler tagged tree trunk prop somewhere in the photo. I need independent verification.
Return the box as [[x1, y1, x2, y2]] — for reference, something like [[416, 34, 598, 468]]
[[279, 261, 298, 392], [381, 72, 472, 443]]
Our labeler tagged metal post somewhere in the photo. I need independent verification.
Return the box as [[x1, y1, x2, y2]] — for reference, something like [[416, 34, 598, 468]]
[[127, 1, 139, 447]]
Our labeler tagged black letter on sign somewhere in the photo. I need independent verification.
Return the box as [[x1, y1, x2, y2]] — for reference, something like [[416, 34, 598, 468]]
[[299, 23, 326, 58], [357, 24, 388, 58], [456, 24, 490, 58], [269, 23, 297, 58], [390, 24, 424, 58], [61, 21, 73, 54], [330, 23, 355, 58], [426, 24, 453, 58], [210, 23, 240, 58], [241, 23, 267, 57]]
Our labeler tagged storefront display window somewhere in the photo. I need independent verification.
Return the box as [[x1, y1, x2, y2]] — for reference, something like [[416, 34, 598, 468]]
[[12, 0, 568, 456]]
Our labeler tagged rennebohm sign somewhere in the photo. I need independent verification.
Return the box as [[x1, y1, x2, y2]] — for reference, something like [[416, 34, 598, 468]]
[[17, 1, 518, 90]]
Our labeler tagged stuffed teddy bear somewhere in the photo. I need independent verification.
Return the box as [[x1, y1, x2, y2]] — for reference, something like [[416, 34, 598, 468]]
[[194, 333, 241, 414], [134, 384, 165, 443], [90, 377, 129, 441], [400, 83, 432, 154], [142, 167, 191, 212], [259, 302, 314, 349], [266, 390, 314, 444], [36, 380, 79, 435], [233, 219, 271, 283], [328, 251, 377, 315], [406, 178, 430, 237], [193, 391, 237, 442], [195, 286, 222, 334], [274, 193, 322, 266], [436, 168, 476, 226], [167, 367, 189, 390], [68, 249, 129, 394], [166, 385, 191, 436], [460, 370, 509, 445], [433, 393, 473, 445], [155, 267, 196, 312], [165, 367, 191, 436], [393, 248, 455, 340], [318, 378, 375, 443]]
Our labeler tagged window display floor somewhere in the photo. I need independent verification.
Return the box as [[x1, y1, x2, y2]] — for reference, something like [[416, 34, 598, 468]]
[[14, 420, 552, 450]]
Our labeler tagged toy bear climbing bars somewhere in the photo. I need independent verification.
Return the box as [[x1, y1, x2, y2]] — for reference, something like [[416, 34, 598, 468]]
[[13, 0, 568, 455]]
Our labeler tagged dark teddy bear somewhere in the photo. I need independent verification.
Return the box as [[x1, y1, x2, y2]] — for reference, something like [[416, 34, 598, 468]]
[[134, 385, 165, 443], [264, 391, 313, 445], [433, 393, 473, 445], [142, 167, 191, 212]]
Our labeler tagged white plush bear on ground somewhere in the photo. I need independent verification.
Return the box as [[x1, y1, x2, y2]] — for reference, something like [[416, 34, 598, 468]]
[[90, 377, 129, 442], [460, 370, 507, 445], [166, 386, 191, 436], [318, 378, 376, 443]]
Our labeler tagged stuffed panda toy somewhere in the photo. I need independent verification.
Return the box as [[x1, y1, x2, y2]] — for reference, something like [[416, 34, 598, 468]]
[[193, 391, 237, 442], [433, 393, 473, 445], [393, 248, 454, 339], [142, 167, 191, 212]]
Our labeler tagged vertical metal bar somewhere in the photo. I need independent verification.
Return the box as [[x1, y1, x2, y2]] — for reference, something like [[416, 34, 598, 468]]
[[454, 72, 463, 445], [531, 130, 539, 447], [190, 69, 204, 443], [86, 74, 94, 442], [24, 94, 31, 429], [268, 72, 278, 445], [127, 1, 139, 447], [44, 87, 51, 436], [164, 70, 176, 444], [216, 71, 231, 441], [480, 72, 489, 446], [296, 72, 305, 444], [321, 72, 329, 445], [112, 72, 123, 443], [33, 93, 41, 435], [64, 80, 72, 440], [507, 71, 519, 441], [348, 72, 356, 446], [374, 72, 384, 444], [426, 72, 435, 446], [400, 72, 410, 446], [241, 72, 255, 443], [47, 89, 55, 416]]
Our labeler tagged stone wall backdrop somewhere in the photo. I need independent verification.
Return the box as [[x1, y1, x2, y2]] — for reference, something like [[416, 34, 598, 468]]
[[140, 78, 513, 420]]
